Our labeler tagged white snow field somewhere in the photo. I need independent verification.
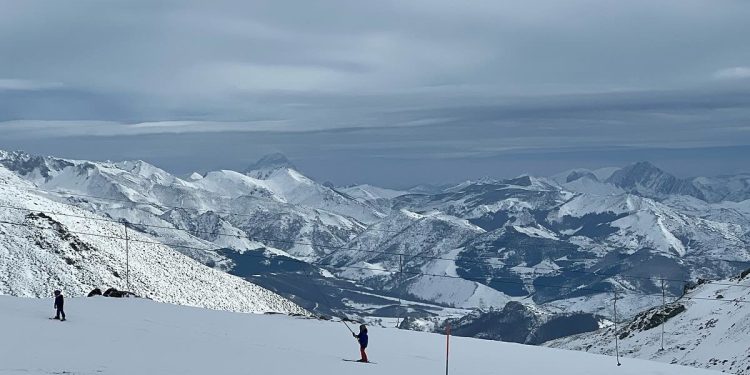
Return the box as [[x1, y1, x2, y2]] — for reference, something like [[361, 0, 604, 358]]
[[0, 296, 719, 375]]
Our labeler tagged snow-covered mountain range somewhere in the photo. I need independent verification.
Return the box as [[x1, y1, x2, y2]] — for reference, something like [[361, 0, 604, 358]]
[[1, 149, 749, 351]]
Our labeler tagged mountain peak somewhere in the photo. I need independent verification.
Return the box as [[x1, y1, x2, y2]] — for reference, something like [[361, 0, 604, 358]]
[[245, 153, 296, 173], [564, 170, 598, 183], [606, 161, 706, 200], [607, 161, 668, 184], [188, 172, 204, 181], [0, 149, 74, 181], [627, 161, 663, 173]]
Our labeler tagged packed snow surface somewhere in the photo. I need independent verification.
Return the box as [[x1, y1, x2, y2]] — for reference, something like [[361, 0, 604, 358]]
[[0, 296, 719, 375]]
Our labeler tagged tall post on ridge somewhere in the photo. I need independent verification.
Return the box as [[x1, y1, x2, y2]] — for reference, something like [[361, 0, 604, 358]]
[[397, 253, 404, 328], [124, 222, 130, 292], [614, 290, 621, 366], [661, 278, 666, 351]]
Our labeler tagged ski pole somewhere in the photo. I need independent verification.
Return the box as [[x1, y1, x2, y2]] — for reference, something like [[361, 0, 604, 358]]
[[342, 319, 355, 335]]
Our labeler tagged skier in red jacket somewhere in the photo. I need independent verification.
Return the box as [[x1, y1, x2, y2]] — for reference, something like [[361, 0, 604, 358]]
[[352, 324, 369, 362]]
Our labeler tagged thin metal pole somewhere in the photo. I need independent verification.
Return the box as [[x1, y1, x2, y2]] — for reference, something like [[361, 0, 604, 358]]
[[446, 323, 451, 375], [397, 254, 403, 328], [661, 279, 666, 351], [124, 223, 129, 292], [614, 290, 621, 366]]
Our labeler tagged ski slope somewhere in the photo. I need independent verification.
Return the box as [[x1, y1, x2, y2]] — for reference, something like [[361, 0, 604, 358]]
[[549, 270, 750, 374], [0, 296, 719, 375]]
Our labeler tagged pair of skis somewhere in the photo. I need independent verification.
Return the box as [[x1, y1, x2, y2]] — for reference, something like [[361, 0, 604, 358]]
[[342, 359, 376, 365]]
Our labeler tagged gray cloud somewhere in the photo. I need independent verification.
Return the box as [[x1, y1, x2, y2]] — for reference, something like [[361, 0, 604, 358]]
[[0, 0, 749, 185], [0, 79, 63, 91], [714, 67, 750, 80], [3, 0, 750, 104]]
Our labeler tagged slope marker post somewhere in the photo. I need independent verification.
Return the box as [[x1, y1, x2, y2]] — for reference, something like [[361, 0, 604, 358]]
[[446, 322, 451, 375]]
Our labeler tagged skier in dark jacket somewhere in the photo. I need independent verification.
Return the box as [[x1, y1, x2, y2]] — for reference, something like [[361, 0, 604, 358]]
[[53, 290, 66, 321], [352, 324, 369, 362]]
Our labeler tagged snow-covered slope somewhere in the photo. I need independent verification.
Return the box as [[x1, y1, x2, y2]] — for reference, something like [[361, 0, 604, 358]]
[[0, 295, 719, 375], [326, 209, 504, 308], [549, 269, 750, 374], [552, 193, 748, 260], [394, 175, 570, 220], [244, 154, 385, 224], [661, 195, 750, 228], [339, 184, 408, 201], [251, 167, 384, 223], [0, 166, 306, 315]]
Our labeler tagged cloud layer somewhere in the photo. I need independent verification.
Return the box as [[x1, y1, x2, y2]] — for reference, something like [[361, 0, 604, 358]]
[[1, 0, 749, 184]]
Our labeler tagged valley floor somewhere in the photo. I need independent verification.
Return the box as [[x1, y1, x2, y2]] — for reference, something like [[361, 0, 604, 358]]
[[0, 296, 720, 375]]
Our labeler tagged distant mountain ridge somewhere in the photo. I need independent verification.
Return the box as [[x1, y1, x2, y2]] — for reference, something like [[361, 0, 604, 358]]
[[558, 161, 750, 203]]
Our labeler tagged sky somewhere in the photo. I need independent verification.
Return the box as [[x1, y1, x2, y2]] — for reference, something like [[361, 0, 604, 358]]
[[1, 0, 749, 187]]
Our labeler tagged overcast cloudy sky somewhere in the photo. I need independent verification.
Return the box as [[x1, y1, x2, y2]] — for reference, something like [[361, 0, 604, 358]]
[[1, 0, 749, 187]]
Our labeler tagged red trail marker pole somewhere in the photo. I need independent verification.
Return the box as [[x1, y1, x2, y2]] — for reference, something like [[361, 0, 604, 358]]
[[446, 323, 451, 375]]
